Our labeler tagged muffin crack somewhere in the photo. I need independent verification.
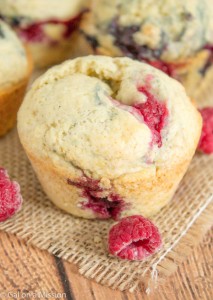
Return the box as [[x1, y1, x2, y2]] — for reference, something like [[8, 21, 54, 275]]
[[110, 85, 169, 148]]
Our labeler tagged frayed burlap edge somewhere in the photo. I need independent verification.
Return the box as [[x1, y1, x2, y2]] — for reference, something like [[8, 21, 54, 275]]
[[141, 201, 213, 294], [0, 141, 212, 293], [0, 199, 212, 294]]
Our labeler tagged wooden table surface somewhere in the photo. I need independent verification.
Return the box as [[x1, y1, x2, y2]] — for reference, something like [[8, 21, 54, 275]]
[[0, 229, 212, 300]]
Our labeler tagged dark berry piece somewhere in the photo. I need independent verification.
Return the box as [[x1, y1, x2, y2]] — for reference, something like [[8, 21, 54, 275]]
[[67, 176, 126, 220], [10, 16, 23, 27], [81, 191, 126, 220], [84, 33, 99, 49], [204, 44, 213, 52], [199, 49, 213, 76], [0, 26, 4, 38], [145, 60, 176, 77], [108, 215, 162, 261], [108, 19, 165, 61]]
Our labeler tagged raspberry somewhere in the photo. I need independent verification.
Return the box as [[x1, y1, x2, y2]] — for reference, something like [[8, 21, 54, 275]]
[[82, 190, 126, 220], [111, 86, 168, 148], [204, 44, 213, 52], [108, 21, 162, 61], [0, 168, 23, 222], [145, 60, 176, 77], [108, 215, 162, 260], [134, 86, 168, 147], [198, 107, 213, 154], [67, 177, 126, 220], [18, 11, 85, 43]]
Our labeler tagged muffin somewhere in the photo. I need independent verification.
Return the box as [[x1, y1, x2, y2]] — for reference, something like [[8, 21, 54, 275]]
[[81, 0, 213, 98], [0, 20, 32, 136], [18, 56, 202, 219], [0, 0, 87, 68]]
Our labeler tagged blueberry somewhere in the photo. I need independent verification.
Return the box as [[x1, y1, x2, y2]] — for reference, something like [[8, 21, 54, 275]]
[[83, 33, 99, 49], [108, 19, 163, 61], [0, 26, 5, 38]]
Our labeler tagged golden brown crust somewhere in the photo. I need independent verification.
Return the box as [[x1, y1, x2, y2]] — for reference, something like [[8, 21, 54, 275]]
[[0, 49, 33, 136], [23, 137, 199, 219], [26, 32, 90, 69]]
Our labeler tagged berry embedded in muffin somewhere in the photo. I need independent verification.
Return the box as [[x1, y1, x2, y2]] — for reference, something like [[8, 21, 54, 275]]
[[18, 56, 202, 220], [67, 176, 127, 220], [82, 0, 213, 98], [0, 0, 88, 67], [0, 19, 32, 136]]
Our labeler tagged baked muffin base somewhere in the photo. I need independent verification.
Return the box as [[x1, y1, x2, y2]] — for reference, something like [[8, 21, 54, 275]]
[[0, 50, 33, 136], [24, 147, 199, 220]]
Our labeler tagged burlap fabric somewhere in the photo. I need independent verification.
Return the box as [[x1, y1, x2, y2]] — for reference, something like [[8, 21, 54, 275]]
[[0, 70, 212, 293]]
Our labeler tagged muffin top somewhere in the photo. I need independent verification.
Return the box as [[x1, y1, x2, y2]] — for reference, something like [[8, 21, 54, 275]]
[[18, 56, 201, 179], [0, 20, 28, 88], [0, 0, 86, 22], [83, 0, 213, 62]]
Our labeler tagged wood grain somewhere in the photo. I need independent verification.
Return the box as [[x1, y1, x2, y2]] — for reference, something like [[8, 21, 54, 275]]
[[0, 229, 212, 300]]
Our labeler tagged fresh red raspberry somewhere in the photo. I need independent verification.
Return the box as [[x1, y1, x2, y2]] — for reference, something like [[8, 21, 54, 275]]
[[0, 168, 23, 222], [198, 107, 213, 154], [108, 215, 162, 260]]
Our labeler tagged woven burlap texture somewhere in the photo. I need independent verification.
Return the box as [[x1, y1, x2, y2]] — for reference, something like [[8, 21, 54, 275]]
[[0, 71, 212, 293]]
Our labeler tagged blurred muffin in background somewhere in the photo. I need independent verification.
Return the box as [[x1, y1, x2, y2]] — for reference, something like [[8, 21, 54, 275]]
[[0, 0, 88, 68], [81, 0, 213, 98], [0, 19, 32, 136]]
